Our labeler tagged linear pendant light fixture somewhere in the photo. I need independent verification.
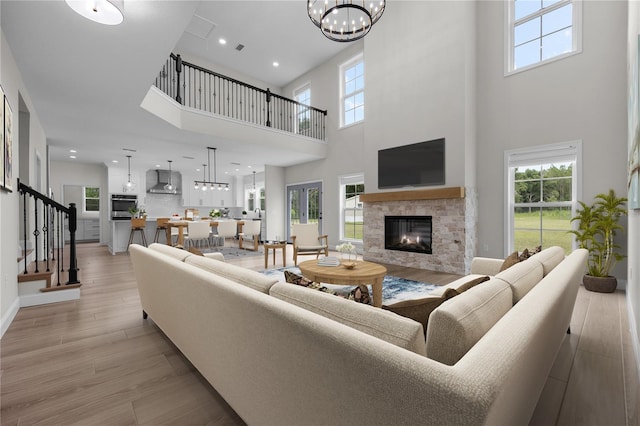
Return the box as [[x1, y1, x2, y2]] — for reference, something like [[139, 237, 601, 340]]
[[65, 0, 124, 25], [307, 0, 385, 42], [193, 147, 229, 191]]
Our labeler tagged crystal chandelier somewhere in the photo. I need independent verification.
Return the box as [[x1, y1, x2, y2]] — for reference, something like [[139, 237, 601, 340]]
[[193, 147, 230, 191], [307, 0, 385, 42]]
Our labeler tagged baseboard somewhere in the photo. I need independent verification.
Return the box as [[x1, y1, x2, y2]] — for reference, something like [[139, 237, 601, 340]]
[[1, 297, 20, 338], [20, 288, 80, 308], [628, 294, 640, 386]]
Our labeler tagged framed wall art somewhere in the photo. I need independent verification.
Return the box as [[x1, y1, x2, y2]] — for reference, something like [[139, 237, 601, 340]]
[[628, 35, 640, 209], [3, 92, 12, 192], [0, 85, 4, 190]]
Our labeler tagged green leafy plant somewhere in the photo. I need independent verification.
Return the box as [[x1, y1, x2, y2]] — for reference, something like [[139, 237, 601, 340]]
[[568, 189, 627, 277], [209, 208, 221, 218], [128, 204, 139, 218]]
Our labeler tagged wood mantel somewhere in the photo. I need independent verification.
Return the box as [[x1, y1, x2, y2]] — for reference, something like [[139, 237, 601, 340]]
[[359, 187, 465, 203]]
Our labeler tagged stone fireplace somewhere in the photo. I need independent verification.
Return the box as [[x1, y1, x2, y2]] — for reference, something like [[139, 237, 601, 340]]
[[385, 216, 432, 254], [361, 187, 477, 275]]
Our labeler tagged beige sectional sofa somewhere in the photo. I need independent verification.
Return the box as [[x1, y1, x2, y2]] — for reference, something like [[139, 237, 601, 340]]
[[130, 243, 587, 425]]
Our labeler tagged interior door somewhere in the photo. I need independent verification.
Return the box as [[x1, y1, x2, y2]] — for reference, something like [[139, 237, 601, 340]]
[[286, 181, 322, 241]]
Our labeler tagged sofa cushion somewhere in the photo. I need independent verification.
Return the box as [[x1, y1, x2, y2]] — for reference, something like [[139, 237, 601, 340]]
[[495, 259, 544, 304], [425, 278, 513, 365], [428, 274, 490, 297], [148, 243, 192, 262], [269, 282, 427, 356], [184, 255, 278, 293], [382, 288, 459, 335], [529, 246, 565, 276]]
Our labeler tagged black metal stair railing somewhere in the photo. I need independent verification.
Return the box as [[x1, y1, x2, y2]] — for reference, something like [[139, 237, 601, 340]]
[[18, 179, 79, 286], [154, 53, 327, 141]]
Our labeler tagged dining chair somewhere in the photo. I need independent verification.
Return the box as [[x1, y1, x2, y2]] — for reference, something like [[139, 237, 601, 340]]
[[185, 221, 211, 250], [215, 220, 238, 252], [291, 223, 328, 265]]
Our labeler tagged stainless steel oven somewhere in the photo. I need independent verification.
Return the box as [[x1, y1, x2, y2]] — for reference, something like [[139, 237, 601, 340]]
[[111, 194, 137, 220]]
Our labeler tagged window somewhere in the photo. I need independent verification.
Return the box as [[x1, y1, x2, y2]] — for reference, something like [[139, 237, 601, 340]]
[[340, 174, 365, 242], [506, 0, 581, 73], [340, 55, 364, 127], [246, 187, 265, 211], [84, 186, 100, 212], [505, 142, 581, 254], [295, 85, 311, 136]]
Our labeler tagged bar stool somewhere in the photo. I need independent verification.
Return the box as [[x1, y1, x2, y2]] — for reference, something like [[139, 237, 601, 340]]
[[128, 218, 148, 249], [154, 217, 170, 243]]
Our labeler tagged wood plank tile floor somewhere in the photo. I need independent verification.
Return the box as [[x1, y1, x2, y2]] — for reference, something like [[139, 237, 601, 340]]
[[1, 243, 638, 425]]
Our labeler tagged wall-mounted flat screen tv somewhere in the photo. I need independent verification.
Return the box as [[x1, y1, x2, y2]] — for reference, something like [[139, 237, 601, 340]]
[[378, 138, 445, 189]]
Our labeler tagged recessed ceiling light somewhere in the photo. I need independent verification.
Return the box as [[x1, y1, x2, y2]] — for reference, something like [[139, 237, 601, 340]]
[[219, 38, 227, 45], [70, 149, 77, 153], [273, 61, 279, 67], [112, 160, 118, 163], [248, 165, 252, 168], [196, 168, 201, 172], [155, 164, 161, 168], [70, 155, 77, 159], [235, 168, 240, 172]]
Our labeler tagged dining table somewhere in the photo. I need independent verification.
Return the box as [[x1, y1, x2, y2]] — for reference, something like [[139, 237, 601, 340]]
[[165, 219, 247, 248]]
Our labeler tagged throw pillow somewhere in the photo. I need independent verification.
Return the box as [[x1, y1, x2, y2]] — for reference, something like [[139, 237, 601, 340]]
[[348, 285, 371, 305], [382, 288, 459, 335], [518, 245, 543, 262], [188, 247, 205, 256], [500, 251, 520, 272], [284, 271, 372, 302], [455, 275, 490, 293]]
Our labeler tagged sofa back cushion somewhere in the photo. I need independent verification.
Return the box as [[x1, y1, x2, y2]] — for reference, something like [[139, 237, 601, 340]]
[[425, 278, 512, 365], [529, 246, 565, 276], [495, 258, 544, 304], [270, 282, 427, 356], [184, 255, 278, 293], [148, 243, 192, 262]]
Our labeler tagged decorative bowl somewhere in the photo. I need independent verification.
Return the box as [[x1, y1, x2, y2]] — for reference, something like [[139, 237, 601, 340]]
[[342, 262, 356, 270]]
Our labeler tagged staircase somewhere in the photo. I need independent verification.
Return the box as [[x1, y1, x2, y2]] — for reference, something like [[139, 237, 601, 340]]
[[17, 179, 81, 307]]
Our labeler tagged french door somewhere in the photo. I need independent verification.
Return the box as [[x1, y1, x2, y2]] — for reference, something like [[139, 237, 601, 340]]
[[286, 181, 323, 241]]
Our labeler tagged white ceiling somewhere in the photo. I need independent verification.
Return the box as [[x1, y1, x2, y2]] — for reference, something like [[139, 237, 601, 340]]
[[0, 1, 349, 177]]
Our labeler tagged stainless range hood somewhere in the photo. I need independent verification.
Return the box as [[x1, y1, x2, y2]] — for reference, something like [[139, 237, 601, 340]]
[[146, 169, 182, 194]]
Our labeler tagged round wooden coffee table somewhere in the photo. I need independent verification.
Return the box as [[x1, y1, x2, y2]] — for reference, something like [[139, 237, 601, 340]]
[[298, 260, 387, 307]]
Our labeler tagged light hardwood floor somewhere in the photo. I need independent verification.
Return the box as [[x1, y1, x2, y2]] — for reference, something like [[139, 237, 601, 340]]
[[1, 243, 638, 425]]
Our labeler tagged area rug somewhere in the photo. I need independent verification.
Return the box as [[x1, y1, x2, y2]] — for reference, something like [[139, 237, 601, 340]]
[[200, 246, 263, 258], [262, 267, 438, 305]]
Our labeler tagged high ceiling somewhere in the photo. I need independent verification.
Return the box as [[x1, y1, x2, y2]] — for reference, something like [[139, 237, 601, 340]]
[[0, 1, 349, 176]]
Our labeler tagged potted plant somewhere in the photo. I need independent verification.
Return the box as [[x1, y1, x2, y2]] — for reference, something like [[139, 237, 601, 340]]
[[128, 204, 140, 219], [242, 210, 247, 218], [568, 189, 627, 292], [209, 208, 221, 218]]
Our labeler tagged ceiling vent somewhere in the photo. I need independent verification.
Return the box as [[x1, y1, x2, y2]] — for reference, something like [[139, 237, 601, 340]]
[[235, 44, 245, 51]]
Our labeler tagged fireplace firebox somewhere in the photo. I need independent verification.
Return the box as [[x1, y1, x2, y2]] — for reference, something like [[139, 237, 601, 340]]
[[384, 216, 432, 254]]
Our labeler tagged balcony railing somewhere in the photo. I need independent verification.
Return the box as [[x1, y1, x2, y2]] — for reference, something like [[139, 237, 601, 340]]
[[154, 54, 327, 141]]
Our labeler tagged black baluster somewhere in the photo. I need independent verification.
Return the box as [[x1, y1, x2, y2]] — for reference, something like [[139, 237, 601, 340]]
[[22, 189, 28, 275], [33, 198, 40, 273], [67, 203, 79, 284], [175, 54, 182, 104], [266, 88, 271, 127], [44, 203, 50, 272]]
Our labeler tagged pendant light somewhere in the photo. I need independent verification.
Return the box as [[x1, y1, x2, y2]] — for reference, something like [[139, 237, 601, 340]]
[[164, 160, 174, 192], [123, 155, 135, 192]]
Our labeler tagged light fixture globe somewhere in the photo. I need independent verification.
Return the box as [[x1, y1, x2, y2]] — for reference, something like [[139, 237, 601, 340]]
[[65, 0, 124, 26], [307, 0, 385, 42]]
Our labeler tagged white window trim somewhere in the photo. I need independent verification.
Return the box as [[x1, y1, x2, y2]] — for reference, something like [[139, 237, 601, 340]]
[[503, 141, 582, 256], [339, 53, 364, 129], [83, 186, 100, 214], [339, 173, 365, 244], [504, 0, 583, 76]]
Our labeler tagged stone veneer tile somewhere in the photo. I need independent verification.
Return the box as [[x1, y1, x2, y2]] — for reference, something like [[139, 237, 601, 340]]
[[363, 190, 477, 275]]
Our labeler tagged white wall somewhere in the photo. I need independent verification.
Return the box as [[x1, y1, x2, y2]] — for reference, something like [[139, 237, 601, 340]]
[[1, 29, 48, 336], [627, 0, 640, 381], [265, 165, 284, 241], [282, 2, 477, 247], [476, 1, 628, 271], [50, 160, 109, 243]]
